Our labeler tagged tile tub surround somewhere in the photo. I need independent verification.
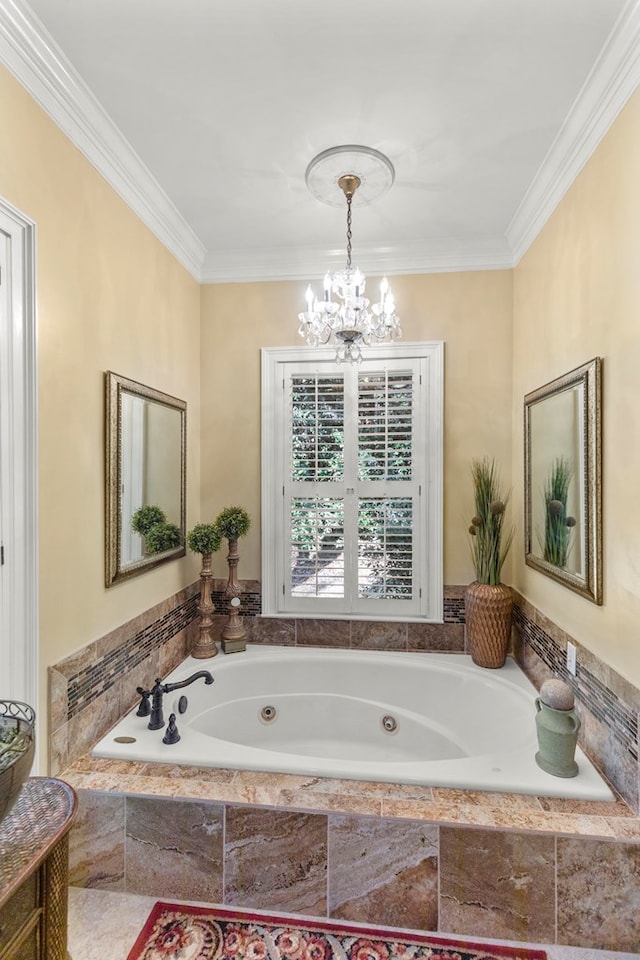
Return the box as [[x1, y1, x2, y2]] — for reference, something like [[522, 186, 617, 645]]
[[51, 581, 640, 811], [61, 757, 640, 953], [53, 588, 640, 950], [511, 592, 640, 814], [48, 583, 200, 775]]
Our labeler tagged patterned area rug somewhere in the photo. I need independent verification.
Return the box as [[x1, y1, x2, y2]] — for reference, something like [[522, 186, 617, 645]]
[[126, 903, 548, 960]]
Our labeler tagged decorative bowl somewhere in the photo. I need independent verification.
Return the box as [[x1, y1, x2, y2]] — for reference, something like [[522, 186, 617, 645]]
[[0, 700, 36, 823]]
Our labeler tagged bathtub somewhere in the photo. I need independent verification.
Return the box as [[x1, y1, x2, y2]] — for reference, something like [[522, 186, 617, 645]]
[[92, 645, 614, 800]]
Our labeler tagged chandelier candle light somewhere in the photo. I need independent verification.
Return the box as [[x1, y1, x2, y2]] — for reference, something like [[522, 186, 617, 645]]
[[298, 145, 401, 363]]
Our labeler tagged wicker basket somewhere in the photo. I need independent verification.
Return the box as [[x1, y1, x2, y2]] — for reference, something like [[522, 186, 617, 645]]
[[0, 700, 36, 822]]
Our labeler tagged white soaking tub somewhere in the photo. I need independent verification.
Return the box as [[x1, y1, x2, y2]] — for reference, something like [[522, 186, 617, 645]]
[[92, 645, 614, 800]]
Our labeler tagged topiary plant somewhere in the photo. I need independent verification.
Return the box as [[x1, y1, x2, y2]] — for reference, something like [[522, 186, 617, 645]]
[[131, 504, 167, 536], [187, 522, 222, 556], [214, 505, 251, 543], [144, 521, 182, 554]]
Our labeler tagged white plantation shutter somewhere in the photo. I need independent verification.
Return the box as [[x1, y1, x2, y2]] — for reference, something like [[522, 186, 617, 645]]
[[357, 371, 414, 603], [262, 344, 443, 620]]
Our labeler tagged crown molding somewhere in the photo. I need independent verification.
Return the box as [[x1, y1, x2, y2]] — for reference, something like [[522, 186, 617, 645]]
[[200, 236, 513, 283], [1, 0, 638, 283], [0, 0, 206, 280], [507, 0, 640, 263]]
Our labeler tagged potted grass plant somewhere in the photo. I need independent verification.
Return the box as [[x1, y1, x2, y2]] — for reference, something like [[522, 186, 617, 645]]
[[186, 522, 223, 659], [465, 457, 514, 668], [542, 457, 576, 568]]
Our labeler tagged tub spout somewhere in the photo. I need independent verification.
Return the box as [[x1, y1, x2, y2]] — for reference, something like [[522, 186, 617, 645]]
[[164, 670, 214, 694], [140, 670, 214, 731]]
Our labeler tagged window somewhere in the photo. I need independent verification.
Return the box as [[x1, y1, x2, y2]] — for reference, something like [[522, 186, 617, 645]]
[[261, 343, 443, 620]]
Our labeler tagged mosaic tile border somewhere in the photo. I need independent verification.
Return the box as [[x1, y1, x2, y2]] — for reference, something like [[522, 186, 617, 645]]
[[67, 594, 199, 720], [212, 587, 261, 616], [209, 586, 466, 624], [512, 603, 639, 763]]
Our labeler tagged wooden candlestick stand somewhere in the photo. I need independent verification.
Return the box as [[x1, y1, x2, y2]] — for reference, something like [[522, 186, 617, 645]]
[[221, 537, 247, 654], [191, 552, 218, 658]]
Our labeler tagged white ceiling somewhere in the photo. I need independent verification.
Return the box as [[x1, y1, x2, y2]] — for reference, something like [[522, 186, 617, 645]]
[[3, 0, 639, 281]]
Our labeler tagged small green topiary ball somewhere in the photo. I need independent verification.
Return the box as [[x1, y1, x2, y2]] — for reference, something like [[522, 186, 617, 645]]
[[187, 522, 222, 555], [214, 506, 251, 541], [131, 504, 166, 536], [144, 521, 182, 554]]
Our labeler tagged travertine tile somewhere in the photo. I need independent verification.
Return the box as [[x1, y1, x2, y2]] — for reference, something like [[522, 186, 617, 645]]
[[124, 796, 223, 901], [49, 721, 69, 778], [434, 789, 544, 811], [579, 706, 639, 814], [137, 762, 237, 782], [539, 795, 631, 818], [350, 620, 407, 650], [67, 695, 125, 770], [328, 815, 438, 930], [158, 626, 190, 675], [279, 790, 381, 817], [246, 616, 296, 645], [439, 827, 556, 943], [69, 790, 125, 890], [557, 837, 640, 951], [296, 618, 350, 648], [408, 622, 465, 652], [71, 756, 149, 777], [299, 777, 434, 802], [489, 809, 614, 838], [56, 640, 98, 679], [48, 667, 69, 733], [224, 806, 328, 915], [381, 798, 496, 826]]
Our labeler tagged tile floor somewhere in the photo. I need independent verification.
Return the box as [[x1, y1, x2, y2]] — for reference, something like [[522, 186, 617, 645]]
[[67, 887, 639, 960]]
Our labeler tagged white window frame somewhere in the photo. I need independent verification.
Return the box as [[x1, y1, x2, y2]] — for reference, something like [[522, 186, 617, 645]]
[[261, 342, 444, 621]]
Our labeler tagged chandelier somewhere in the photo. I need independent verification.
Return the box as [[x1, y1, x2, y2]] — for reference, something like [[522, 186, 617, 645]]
[[298, 146, 401, 363]]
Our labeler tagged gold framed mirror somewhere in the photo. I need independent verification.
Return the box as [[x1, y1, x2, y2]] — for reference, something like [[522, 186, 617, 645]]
[[105, 371, 186, 586], [524, 357, 602, 604]]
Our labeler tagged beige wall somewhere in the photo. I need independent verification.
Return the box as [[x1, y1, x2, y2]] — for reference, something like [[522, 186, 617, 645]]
[[5, 46, 638, 753], [513, 88, 640, 688], [200, 270, 514, 584], [0, 65, 202, 753]]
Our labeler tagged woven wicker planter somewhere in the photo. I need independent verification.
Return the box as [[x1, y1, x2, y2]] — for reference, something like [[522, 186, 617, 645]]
[[464, 581, 513, 669]]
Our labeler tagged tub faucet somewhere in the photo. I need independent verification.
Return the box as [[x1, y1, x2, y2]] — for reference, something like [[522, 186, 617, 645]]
[[136, 670, 214, 730]]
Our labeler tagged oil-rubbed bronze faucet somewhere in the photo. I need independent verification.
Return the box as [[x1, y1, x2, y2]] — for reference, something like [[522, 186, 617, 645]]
[[136, 670, 214, 730]]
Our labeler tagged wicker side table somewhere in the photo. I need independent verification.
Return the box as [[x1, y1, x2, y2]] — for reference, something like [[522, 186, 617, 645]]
[[0, 777, 77, 960]]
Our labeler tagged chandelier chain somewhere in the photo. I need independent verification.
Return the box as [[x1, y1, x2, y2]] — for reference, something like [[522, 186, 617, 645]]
[[345, 193, 353, 271]]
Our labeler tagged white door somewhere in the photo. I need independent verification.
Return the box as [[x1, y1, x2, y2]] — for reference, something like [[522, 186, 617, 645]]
[[0, 198, 38, 713]]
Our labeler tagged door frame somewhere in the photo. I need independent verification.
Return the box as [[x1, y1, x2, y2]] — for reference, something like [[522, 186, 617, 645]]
[[0, 197, 38, 715]]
